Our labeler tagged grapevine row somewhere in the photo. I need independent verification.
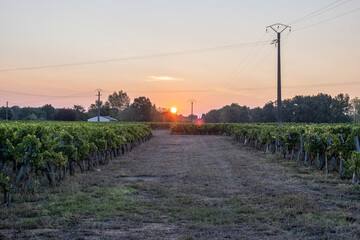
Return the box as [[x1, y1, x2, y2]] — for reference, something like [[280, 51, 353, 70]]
[[171, 123, 360, 184], [0, 122, 152, 204]]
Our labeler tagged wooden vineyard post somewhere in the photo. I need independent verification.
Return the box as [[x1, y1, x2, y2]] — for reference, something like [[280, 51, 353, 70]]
[[33, 179, 37, 193], [297, 135, 303, 163], [325, 153, 328, 174], [288, 133, 294, 160], [339, 134, 345, 177], [7, 183, 13, 205], [316, 153, 320, 170], [315, 135, 320, 170], [50, 166, 55, 186], [15, 146, 32, 186], [304, 136, 309, 165], [26, 179, 31, 193], [353, 136, 360, 184], [324, 136, 332, 174], [327, 136, 338, 172], [255, 134, 259, 149], [285, 133, 289, 160]]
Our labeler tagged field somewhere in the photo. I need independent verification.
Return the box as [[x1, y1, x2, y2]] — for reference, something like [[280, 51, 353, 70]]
[[1, 125, 360, 239]]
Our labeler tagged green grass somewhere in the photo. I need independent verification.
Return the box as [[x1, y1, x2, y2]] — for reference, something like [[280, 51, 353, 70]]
[[41, 186, 135, 218], [0, 184, 159, 229]]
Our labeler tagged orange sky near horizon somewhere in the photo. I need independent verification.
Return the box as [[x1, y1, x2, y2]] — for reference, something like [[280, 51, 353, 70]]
[[1, 0, 360, 116]]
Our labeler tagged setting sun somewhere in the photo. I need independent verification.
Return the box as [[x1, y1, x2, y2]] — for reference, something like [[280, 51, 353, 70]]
[[171, 107, 177, 114]]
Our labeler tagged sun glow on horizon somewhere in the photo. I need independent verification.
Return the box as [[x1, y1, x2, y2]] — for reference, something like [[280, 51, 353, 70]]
[[171, 107, 177, 114]]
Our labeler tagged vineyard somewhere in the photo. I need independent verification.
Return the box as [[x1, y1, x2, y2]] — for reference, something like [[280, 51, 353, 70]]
[[1, 122, 360, 238], [0, 122, 152, 205], [3, 121, 360, 205], [171, 123, 360, 183]]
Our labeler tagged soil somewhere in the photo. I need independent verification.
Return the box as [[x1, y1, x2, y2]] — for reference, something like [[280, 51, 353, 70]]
[[1, 129, 360, 239]]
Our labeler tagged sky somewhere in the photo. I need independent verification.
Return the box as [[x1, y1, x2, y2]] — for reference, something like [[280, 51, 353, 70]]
[[0, 0, 359, 116]]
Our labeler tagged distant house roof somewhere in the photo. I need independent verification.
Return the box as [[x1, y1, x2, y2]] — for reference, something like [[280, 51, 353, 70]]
[[87, 115, 118, 122]]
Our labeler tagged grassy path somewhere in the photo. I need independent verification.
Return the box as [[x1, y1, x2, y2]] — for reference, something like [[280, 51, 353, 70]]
[[1, 130, 360, 239]]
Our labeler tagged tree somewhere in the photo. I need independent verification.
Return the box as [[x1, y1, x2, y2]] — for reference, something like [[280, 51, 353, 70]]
[[262, 102, 276, 122], [53, 109, 77, 121], [88, 100, 109, 117], [219, 104, 250, 123], [131, 97, 153, 121], [0, 107, 13, 120], [281, 99, 295, 122], [27, 113, 38, 121], [10, 106, 21, 120], [203, 109, 221, 123], [73, 105, 88, 121], [276, 93, 351, 123], [107, 91, 130, 111], [200, 93, 351, 124], [118, 107, 142, 121], [250, 107, 263, 123], [73, 105, 86, 113], [188, 114, 198, 123], [41, 104, 55, 120], [202, 104, 250, 123], [18, 107, 46, 120], [332, 93, 351, 123], [351, 97, 360, 123], [88, 100, 103, 113]]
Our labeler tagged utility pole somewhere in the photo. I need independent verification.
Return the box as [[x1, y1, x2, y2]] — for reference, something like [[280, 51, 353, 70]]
[[266, 23, 291, 126], [5, 101, 8, 121], [188, 99, 197, 122], [95, 89, 103, 122]]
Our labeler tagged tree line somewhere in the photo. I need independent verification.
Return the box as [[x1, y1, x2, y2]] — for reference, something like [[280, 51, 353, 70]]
[[0, 92, 357, 123], [202, 93, 354, 123], [0, 91, 186, 122]]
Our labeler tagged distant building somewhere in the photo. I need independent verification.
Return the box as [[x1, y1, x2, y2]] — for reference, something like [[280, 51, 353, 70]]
[[87, 115, 118, 122]]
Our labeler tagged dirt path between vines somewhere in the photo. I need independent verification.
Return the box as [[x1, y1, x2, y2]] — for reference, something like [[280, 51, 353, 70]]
[[1, 130, 360, 239]]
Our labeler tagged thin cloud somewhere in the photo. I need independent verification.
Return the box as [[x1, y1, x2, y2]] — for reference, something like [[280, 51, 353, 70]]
[[146, 76, 183, 82], [214, 87, 266, 97]]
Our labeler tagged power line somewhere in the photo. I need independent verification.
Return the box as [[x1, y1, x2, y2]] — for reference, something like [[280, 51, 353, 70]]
[[125, 89, 211, 93], [7, 101, 29, 108], [3, 80, 358, 108], [197, 33, 272, 103], [288, 0, 352, 25], [284, 81, 360, 89], [215, 34, 270, 91], [0, 90, 95, 106], [296, 6, 360, 31], [211, 81, 360, 92], [0, 89, 94, 98], [202, 41, 276, 106], [0, 41, 271, 73]]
